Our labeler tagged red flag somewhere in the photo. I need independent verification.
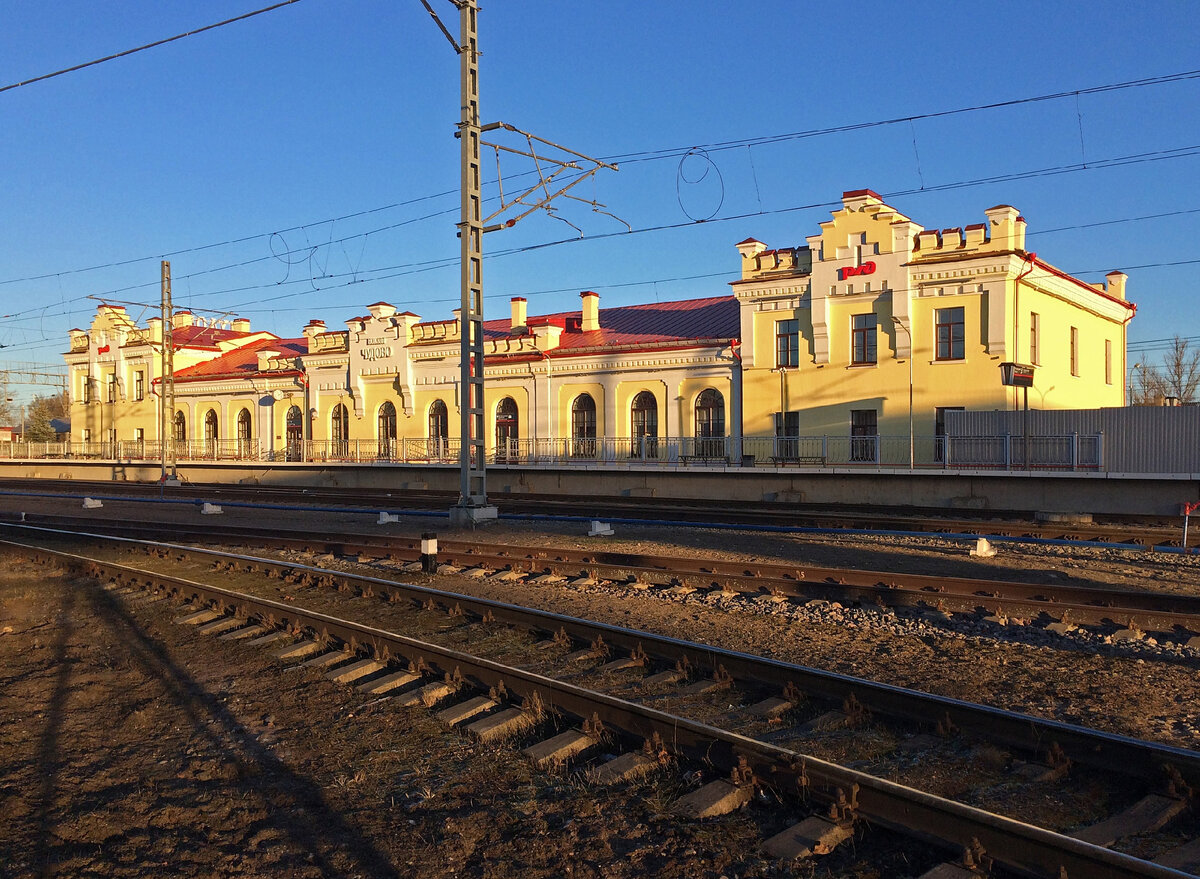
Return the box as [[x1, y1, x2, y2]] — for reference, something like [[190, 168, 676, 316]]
[[97, 344, 110, 354]]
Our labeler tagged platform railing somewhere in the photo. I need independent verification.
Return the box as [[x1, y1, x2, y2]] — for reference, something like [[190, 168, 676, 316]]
[[0, 433, 1103, 471]]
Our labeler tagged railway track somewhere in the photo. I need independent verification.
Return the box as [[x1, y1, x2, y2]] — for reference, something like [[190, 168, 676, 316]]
[[8, 514, 1200, 643], [5, 526, 1198, 877], [0, 478, 1192, 547]]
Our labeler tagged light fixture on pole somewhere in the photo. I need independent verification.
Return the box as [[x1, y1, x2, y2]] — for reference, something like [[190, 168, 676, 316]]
[[771, 365, 788, 458], [891, 317, 913, 469], [1127, 361, 1142, 406]]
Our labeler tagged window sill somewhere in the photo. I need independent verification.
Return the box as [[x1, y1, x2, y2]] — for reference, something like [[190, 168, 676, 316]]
[[847, 362, 877, 369], [930, 358, 966, 365]]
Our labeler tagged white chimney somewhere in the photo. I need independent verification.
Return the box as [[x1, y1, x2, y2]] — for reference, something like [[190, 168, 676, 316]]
[[580, 291, 599, 332], [511, 297, 527, 332]]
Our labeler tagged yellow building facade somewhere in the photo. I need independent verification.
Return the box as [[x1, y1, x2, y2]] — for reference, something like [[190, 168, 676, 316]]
[[63, 306, 277, 456], [734, 190, 1133, 462], [61, 191, 1134, 467]]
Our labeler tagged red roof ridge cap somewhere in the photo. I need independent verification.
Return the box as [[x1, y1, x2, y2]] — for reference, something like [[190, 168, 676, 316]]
[[842, 188, 883, 200]]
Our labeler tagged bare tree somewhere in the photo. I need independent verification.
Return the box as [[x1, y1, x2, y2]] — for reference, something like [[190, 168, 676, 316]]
[[1159, 336, 1200, 402], [1131, 336, 1200, 405]]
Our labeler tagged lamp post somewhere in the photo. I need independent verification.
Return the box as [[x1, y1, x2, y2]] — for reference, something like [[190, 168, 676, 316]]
[[1127, 361, 1142, 406], [771, 365, 788, 459], [891, 317, 914, 469]]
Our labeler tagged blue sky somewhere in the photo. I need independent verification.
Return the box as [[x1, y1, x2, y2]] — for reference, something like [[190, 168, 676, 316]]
[[2, 0, 1198, 398]]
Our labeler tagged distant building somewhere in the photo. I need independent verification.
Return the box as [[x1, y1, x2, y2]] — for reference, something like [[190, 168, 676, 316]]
[[63, 307, 275, 453], [61, 191, 1134, 465]]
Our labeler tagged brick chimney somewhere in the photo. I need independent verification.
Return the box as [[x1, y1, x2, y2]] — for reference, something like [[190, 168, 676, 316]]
[[580, 291, 599, 332], [1105, 271, 1128, 300]]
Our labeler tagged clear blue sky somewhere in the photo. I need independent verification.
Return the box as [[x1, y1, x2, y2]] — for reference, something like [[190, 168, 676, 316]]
[[2, 0, 1198, 399]]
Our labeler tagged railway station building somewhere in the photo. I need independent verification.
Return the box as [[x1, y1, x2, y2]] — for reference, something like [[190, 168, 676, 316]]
[[63, 190, 1136, 467]]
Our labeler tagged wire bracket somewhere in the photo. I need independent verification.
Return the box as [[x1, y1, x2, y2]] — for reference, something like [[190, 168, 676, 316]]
[[479, 123, 627, 236]]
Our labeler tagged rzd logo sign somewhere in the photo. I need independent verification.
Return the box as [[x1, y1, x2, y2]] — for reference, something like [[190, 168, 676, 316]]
[[839, 261, 876, 280]]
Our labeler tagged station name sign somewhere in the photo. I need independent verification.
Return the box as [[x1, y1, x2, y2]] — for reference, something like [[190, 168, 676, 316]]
[[360, 337, 393, 362], [999, 362, 1035, 387], [839, 261, 876, 280]]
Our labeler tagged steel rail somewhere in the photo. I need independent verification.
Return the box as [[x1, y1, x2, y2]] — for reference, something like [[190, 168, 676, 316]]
[[6, 535, 1192, 879], [12, 514, 1200, 632], [7, 522, 1200, 796], [0, 480, 1187, 546]]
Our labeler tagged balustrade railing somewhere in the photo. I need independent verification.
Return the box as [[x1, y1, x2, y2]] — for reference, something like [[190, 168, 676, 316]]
[[0, 433, 1103, 471]]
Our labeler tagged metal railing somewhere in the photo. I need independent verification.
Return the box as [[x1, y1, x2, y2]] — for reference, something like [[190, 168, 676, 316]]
[[0, 433, 1104, 471]]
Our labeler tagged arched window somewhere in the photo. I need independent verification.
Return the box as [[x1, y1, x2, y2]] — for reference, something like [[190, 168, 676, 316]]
[[285, 405, 303, 461], [495, 397, 518, 462], [428, 399, 448, 458], [571, 393, 596, 457], [694, 389, 725, 458], [236, 408, 252, 458], [378, 401, 397, 460], [203, 409, 219, 458], [331, 403, 350, 458], [173, 411, 186, 447], [630, 391, 658, 458]]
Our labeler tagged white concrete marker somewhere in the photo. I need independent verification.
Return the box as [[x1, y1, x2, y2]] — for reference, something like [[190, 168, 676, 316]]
[[201, 502, 223, 515], [377, 512, 400, 524], [588, 520, 614, 537], [82, 498, 103, 509], [970, 537, 996, 558]]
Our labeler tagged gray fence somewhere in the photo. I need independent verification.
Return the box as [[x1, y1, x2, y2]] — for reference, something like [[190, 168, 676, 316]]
[[946, 406, 1200, 473]]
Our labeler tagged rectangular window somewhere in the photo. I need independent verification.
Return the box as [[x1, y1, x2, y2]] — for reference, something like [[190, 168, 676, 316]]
[[134, 370, 145, 401], [851, 313, 877, 365], [134, 427, 144, 453], [1105, 339, 1112, 384], [775, 318, 799, 367], [1030, 312, 1040, 365], [82, 428, 90, 443], [935, 307, 965, 361], [1070, 326, 1079, 376], [105, 373, 116, 402], [774, 410, 800, 460], [82, 375, 92, 403], [850, 409, 878, 462]]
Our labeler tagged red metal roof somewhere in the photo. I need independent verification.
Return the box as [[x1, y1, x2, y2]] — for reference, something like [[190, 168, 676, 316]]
[[173, 337, 306, 382], [480, 295, 739, 355], [169, 295, 739, 382], [170, 324, 259, 350]]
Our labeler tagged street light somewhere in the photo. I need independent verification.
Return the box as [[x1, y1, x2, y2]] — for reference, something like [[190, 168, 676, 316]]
[[891, 317, 914, 469], [771, 365, 788, 459], [1127, 361, 1142, 406]]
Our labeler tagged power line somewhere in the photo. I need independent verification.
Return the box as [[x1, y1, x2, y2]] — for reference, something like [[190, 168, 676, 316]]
[[18, 140, 1200, 322], [1029, 207, 1200, 237], [604, 68, 1200, 165], [0, 0, 306, 95], [0, 190, 457, 288], [6, 64, 1200, 291]]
